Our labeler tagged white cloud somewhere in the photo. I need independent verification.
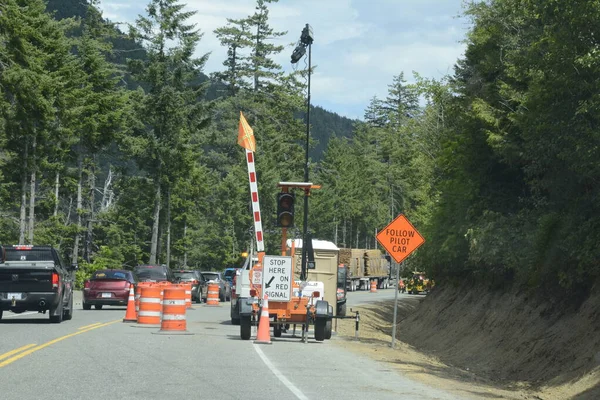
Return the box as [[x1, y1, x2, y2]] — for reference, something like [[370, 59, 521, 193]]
[[98, 0, 470, 119]]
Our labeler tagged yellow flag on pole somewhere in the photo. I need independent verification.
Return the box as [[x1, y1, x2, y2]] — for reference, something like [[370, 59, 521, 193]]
[[238, 111, 256, 152]]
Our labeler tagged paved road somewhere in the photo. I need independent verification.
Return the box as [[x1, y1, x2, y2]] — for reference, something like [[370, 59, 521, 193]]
[[1, 290, 454, 400]]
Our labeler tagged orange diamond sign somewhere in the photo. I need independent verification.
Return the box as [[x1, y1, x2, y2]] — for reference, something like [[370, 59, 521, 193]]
[[376, 214, 425, 263]]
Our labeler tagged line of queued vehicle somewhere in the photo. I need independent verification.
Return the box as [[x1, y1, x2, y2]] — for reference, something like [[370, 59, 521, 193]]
[[82, 265, 233, 311]]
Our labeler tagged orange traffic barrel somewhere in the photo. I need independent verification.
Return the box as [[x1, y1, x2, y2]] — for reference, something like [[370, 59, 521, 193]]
[[136, 286, 163, 327], [206, 283, 220, 306], [135, 282, 152, 314], [184, 282, 193, 309], [370, 280, 377, 293], [153, 285, 193, 335]]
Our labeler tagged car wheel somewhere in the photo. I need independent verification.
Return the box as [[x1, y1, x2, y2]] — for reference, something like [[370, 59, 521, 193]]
[[63, 294, 73, 320], [82, 302, 91, 310], [94, 304, 103, 310], [49, 301, 64, 324]]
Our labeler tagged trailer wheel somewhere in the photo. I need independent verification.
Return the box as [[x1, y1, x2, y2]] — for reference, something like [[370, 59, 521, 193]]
[[314, 318, 326, 342], [325, 320, 332, 340], [240, 317, 251, 340], [274, 324, 282, 337]]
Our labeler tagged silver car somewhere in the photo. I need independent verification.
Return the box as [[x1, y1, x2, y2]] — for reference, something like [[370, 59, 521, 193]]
[[200, 271, 231, 302]]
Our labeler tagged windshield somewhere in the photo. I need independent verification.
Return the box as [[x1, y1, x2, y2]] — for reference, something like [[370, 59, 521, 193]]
[[174, 272, 196, 280], [92, 270, 129, 280], [4, 247, 57, 263], [202, 273, 220, 282], [135, 267, 167, 281], [224, 269, 235, 278]]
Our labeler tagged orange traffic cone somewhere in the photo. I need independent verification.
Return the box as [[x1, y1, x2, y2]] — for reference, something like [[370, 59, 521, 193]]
[[254, 294, 272, 344], [123, 283, 137, 323]]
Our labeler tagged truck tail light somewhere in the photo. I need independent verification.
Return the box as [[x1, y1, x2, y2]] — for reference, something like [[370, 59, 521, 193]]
[[312, 291, 320, 298], [52, 272, 60, 289], [250, 289, 257, 297]]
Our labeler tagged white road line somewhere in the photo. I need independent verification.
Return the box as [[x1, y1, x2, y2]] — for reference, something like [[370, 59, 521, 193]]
[[3, 311, 38, 318], [253, 344, 309, 400]]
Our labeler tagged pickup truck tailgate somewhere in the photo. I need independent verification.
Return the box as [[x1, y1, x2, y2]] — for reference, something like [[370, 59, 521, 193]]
[[0, 267, 54, 292]]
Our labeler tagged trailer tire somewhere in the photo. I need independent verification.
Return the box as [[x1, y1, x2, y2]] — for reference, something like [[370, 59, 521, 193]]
[[274, 324, 282, 337], [240, 317, 251, 340], [325, 320, 332, 340], [314, 318, 326, 342]]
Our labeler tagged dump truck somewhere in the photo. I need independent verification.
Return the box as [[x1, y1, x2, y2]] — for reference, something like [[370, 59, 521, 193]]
[[339, 248, 391, 291]]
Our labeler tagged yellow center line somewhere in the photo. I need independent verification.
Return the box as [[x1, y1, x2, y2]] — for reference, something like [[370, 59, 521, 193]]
[[0, 344, 37, 362], [0, 319, 120, 368], [78, 322, 103, 330]]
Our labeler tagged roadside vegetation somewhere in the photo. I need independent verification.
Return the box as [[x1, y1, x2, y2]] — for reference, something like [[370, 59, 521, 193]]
[[1, 0, 598, 300]]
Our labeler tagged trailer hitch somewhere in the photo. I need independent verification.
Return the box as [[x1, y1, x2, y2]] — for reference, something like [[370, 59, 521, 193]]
[[332, 309, 360, 340]]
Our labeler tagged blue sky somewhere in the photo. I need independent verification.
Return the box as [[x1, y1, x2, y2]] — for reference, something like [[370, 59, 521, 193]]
[[100, 0, 471, 120]]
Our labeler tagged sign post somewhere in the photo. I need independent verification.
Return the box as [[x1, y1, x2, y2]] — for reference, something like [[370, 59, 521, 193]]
[[262, 255, 293, 302], [376, 214, 425, 349]]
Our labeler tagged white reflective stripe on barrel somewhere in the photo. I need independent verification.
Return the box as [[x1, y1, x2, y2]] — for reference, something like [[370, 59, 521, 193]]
[[140, 298, 161, 303], [162, 314, 186, 321], [138, 311, 161, 317], [163, 299, 186, 306]]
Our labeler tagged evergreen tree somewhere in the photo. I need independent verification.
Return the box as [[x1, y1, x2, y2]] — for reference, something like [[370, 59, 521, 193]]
[[212, 18, 252, 95], [127, 0, 209, 265], [244, 0, 286, 92]]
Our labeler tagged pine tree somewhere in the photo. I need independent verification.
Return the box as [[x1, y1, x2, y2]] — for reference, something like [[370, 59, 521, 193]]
[[0, 0, 74, 244], [67, 1, 129, 264], [213, 18, 252, 95], [244, 0, 286, 92], [127, 0, 209, 265]]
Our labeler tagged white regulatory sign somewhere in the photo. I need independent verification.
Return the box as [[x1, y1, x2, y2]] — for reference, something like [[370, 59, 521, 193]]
[[262, 255, 293, 301]]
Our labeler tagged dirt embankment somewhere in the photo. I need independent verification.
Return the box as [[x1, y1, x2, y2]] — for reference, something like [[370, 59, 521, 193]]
[[335, 284, 600, 400]]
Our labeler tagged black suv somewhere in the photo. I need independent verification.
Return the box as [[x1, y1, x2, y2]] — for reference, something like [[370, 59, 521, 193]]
[[133, 264, 175, 283], [0, 245, 76, 323]]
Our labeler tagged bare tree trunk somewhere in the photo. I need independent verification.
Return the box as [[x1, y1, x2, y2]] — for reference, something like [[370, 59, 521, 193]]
[[100, 166, 113, 212], [72, 154, 83, 265], [84, 158, 96, 263], [342, 218, 347, 248], [254, 25, 260, 91], [166, 186, 171, 269], [53, 171, 60, 217], [19, 142, 29, 244], [149, 180, 161, 265], [28, 136, 37, 244], [183, 219, 188, 267]]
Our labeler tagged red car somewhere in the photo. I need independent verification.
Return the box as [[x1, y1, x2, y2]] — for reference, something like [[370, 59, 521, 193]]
[[83, 269, 136, 310]]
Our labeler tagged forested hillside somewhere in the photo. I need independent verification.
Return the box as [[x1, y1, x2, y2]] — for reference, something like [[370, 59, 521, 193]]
[[45, 0, 357, 159], [2, 0, 598, 298]]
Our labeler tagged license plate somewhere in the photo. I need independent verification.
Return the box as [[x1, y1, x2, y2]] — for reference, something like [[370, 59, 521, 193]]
[[7, 293, 22, 300], [101, 292, 112, 298]]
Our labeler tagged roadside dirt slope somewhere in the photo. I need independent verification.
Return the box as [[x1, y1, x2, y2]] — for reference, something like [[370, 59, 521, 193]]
[[335, 284, 600, 399]]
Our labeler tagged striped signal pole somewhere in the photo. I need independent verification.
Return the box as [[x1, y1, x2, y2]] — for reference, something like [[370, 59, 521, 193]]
[[245, 149, 264, 252], [238, 112, 264, 253]]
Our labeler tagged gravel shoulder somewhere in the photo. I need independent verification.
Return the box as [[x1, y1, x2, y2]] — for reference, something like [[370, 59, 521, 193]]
[[332, 289, 600, 400]]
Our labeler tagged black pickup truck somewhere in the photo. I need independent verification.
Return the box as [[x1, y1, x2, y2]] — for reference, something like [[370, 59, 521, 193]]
[[0, 245, 76, 323]]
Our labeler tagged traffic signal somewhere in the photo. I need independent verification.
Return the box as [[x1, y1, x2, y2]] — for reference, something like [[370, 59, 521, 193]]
[[276, 192, 295, 227]]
